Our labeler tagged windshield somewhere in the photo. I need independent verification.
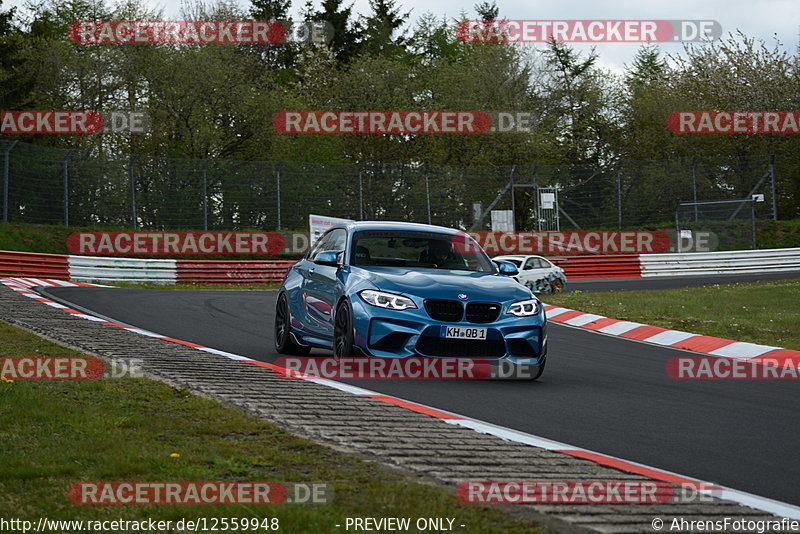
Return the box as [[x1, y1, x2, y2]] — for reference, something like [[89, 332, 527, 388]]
[[351, 230, 495, 273]]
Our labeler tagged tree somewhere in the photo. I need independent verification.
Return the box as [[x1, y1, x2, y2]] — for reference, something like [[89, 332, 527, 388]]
[[247, 0, 296, 72], [666, 33, 800, 217], [617, 45, 681, 161], [250, 0, 291, 20], [474, 1, 498, 21], [625, 44, 667, 88], [541, 41, 620, 165], [357, 0, 409, 58], [314, 0, 360, 63], [0, 0, 28, 109]]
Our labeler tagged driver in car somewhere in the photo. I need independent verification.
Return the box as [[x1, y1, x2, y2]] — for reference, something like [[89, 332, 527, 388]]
[[423, 239, 461, 269]]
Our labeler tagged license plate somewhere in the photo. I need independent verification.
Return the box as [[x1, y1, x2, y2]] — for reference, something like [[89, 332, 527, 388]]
[[440, 326, 487, 340]]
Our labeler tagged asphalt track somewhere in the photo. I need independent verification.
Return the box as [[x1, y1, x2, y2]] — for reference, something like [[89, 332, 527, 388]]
[[43, 273, 800, 507]]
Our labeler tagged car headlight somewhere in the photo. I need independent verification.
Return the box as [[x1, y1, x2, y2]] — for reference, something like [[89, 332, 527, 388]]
[[507, 298, 541, 317], [359, 290, 417, 310]]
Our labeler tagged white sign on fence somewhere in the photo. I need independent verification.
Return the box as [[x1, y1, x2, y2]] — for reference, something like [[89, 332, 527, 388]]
[[540, 192, 555, 209], [491, 210, 514, 232], [309, 214, 354, 246]]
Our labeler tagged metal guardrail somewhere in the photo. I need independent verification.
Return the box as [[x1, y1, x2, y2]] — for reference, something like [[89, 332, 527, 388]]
[[640, 248, 800, 277], [0, 250, 294, 284], [0, 250, 69, 278], [68, 256, 178, 283], [549, 255, 642, 278], [175, 260, 295, 284], [2, 249, 799, 283]]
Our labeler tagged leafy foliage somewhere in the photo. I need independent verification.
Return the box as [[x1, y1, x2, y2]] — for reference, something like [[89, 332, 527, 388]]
[[1, 0, 798, 217]]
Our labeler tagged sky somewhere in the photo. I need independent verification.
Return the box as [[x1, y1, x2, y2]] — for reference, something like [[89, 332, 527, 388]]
[[4, 0, 799, 73]]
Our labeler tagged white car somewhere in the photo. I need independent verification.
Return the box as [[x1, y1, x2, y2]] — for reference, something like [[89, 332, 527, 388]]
[[493, 255, 567, 294]]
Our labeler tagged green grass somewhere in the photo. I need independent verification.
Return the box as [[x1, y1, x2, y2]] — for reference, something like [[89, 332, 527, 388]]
[[0, 321, 542, 533], [546, 279, 800, 350], [0, 222, 77, 254]]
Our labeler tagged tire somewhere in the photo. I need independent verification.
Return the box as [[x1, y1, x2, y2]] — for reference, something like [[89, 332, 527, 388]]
[[274, 293, 311, 355], [551, 279, 564, 294], [333, 300, 356, 358], [524, 280, 535, 290], [530, 358, 546, 380]]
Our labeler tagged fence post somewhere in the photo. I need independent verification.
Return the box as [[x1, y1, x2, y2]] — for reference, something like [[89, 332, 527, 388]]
[[692, 159, 698, 222], [616, 168, 622, 229], [275, 161, 282, 230], [358, 163, 364, 220], [201, 160, 209, 231], [129, 155, 138, 230], [509, 165, 517, 230], [770, 154, 777, 220], [751, 201, 757, 249], [63, 150, 75, 226], [424, 165, 432, 224], [3, 140, 18, 223]]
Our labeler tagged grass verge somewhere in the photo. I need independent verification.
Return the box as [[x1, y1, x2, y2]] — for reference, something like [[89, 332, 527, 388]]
[[0, 321, 541, 533], [545, 279, 800, 350]]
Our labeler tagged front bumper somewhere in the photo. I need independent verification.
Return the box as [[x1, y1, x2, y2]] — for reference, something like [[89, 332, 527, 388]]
[[350, 297, 547, 365]]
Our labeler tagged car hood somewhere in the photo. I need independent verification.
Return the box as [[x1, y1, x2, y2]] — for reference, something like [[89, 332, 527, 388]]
[[352, 266, 532, 303]]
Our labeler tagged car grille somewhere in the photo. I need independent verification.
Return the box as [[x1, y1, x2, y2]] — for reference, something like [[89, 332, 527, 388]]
[[424, 299, 463, 322], [416, 336, 506, 358], [424, 299, 503, 323], [465, 302, 501, 323]]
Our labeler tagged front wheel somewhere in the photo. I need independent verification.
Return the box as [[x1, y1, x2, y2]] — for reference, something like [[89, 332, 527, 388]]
[[275, 293, 310, 355], [551, 279, 564, 294], [333, 300, 356, 358]]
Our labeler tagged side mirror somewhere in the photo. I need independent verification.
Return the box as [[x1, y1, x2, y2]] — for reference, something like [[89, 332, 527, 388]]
[[314, 250, 342, 267], [494, 260, 519, 276]]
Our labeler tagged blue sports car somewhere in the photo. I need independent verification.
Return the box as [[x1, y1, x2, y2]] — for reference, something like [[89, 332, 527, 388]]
[[274, 221, 548, 379]]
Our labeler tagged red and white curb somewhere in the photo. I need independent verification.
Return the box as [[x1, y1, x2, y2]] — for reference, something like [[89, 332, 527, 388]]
[[3, 277, 800, 520], [543, 304, 800, 368]]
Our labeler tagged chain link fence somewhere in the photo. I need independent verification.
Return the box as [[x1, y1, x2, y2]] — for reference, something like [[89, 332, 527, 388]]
[[1, 140, 778, 234]]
